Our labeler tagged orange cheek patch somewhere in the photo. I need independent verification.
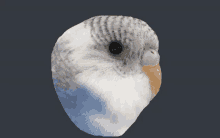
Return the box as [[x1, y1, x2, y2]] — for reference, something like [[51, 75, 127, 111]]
[[142, 64, 162, 96]]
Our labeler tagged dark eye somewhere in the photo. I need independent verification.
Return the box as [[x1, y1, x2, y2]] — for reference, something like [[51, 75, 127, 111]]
[[108, 41, 123, 55]]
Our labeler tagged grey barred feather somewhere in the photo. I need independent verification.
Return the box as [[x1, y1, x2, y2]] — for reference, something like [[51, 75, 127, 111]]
[[84, 15, 158, 50]]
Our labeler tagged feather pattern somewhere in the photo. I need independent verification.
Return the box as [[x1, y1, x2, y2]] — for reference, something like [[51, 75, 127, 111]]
[[51, 15, 161, 136]]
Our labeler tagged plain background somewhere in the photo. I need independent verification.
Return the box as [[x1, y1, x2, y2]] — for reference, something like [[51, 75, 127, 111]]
[[1, 0, 220, 137]]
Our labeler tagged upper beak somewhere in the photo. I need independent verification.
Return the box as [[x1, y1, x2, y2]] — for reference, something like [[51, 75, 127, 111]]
[[142, 64, 162, 98]]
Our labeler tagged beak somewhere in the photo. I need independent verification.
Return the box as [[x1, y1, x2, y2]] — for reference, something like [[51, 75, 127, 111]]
[[142, 64, 162, 98]]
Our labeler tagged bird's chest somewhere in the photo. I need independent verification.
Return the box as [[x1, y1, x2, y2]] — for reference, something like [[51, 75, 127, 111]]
[[81, 72, 152, 119]]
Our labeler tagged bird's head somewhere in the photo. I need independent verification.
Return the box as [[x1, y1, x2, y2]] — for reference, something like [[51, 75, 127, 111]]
[[51, 15, 162, 136]]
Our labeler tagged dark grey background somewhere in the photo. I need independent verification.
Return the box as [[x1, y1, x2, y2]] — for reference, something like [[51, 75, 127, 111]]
[[1, 0, 220, 137]]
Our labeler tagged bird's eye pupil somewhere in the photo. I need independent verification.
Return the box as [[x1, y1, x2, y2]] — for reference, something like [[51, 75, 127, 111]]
[[109, 41, 123, 55]]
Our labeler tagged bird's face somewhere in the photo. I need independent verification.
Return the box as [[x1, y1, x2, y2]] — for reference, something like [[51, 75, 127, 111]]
[[51, 15, 161, 136]]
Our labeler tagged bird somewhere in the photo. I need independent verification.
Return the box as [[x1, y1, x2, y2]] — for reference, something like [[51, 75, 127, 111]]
[[51, 15, 162, 136]]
